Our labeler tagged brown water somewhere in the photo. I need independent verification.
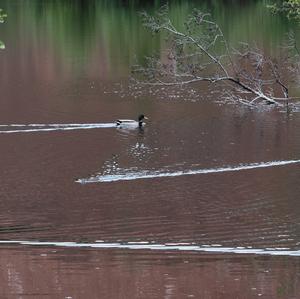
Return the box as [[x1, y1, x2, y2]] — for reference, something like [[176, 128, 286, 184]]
[[1, 0, 300, 298]]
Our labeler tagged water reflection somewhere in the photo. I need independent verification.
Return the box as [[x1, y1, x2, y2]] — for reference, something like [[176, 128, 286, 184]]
[[0, 0, 297, 82], [128, 141, 152, 162], [0, 1, 300, 298], [1, 245, 300, 298]]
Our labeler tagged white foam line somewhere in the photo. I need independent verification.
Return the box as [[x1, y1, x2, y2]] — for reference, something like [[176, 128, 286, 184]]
[[0, 123, 113, 127], [0, 123, 116, 133], [76, 159, 300, 183], [0, 240, 299, 256]]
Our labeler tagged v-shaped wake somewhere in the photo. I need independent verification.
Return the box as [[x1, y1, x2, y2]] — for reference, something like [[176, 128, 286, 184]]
[[77, 159, 300, 183]]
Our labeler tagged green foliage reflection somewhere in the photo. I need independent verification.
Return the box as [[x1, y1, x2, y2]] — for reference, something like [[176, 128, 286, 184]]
[[0, 0, 298, 77], [269, 0, 300, 20], [0, 8, 7, 49]]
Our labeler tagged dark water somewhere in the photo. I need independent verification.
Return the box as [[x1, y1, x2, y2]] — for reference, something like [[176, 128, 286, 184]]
[[1, 0, 300, 298]]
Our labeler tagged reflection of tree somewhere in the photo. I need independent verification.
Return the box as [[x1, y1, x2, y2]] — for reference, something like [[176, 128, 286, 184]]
[[0, 1, 298, 80], [0, 9, 7, 49], [269, 0, 300, 20]]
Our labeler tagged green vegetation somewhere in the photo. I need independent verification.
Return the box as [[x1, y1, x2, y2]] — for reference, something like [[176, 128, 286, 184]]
[[0, 8, 6, 49], [269, 0, 300, 20], [0, 0, 298, 78]]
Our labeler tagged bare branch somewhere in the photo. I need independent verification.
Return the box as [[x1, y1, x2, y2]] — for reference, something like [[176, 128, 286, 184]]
[[134, 6, 299, 109]]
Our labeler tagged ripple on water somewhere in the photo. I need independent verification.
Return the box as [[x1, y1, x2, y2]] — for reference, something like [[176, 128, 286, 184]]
[[0, 123, 116, 133], [0, 240, 300, 257], [76, 159, 300, 183]]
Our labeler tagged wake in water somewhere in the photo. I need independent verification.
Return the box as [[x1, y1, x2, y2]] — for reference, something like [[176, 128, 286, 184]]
[[0, 123, 116, 133], [76, 159, 300, 183], [0, 239, 299, 257]]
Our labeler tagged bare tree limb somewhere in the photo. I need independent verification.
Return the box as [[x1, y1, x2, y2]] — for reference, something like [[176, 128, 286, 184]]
[[134, 6, 300, 109]]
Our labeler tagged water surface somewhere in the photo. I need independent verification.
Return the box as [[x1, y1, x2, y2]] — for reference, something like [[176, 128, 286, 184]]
[[0, 0, 300, 298]]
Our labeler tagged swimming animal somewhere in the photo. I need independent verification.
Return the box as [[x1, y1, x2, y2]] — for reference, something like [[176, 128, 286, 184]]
[[116, 114, 148, 128]]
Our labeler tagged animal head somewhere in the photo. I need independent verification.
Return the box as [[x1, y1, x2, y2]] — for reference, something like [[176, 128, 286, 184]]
[[138, 114, 145, 121]]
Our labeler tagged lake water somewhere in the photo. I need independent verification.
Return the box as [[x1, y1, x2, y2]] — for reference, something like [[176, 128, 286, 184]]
[[0, 0, 300, 298]]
